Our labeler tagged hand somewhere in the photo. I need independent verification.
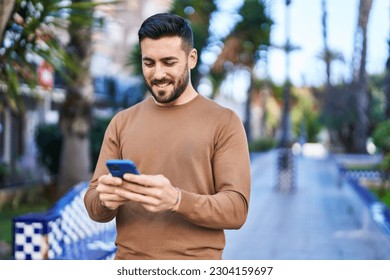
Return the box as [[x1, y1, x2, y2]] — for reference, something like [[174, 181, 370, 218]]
[[114, 173, 181, 213], [96, 174, 128, 210]]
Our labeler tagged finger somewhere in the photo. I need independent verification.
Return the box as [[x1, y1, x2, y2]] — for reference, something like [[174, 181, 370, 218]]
[[123, 173, 149, 185], [120, 181, 157, 197], [98, 174, 123, 186], [114, 187, 159, 205], [123, 173, 168, 189], [96, 181, 118, 194]]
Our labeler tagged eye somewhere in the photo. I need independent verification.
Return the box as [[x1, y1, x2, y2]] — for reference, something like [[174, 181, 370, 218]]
[[163, 59, 177, 67], [142, 59, 154, 67], [143, 62, 154, 68]]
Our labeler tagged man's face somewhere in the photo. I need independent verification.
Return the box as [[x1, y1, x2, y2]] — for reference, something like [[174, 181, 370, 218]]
[[140, 36, 196, 105]]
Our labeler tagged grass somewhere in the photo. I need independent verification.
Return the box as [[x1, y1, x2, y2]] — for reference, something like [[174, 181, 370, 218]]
[[248, 137, 276, 152], [343, 163, 390, 209], [359, 179, 390, 208], [371, 188, 390, 208], [343, 163, 379, 171]]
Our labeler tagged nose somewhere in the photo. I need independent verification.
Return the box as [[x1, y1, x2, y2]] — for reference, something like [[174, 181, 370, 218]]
[[153, 63, 166, 80]]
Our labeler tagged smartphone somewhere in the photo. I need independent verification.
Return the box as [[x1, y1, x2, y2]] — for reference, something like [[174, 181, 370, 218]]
[[106, 159, 139, 178]]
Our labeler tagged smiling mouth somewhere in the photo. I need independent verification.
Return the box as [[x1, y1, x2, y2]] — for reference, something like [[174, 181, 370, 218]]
[[152, 78, 172, 89], [155, 82, 171, 88]]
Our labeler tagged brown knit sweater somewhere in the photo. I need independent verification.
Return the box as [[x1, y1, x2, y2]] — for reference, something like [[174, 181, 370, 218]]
[[84, 94, 251, 259]]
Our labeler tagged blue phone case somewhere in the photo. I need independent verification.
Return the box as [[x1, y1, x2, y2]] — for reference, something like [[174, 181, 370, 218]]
[[106, 159, 139, 177]]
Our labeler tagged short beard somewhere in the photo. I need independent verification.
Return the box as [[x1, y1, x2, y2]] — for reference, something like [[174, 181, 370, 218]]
[[145, 67, 190, 104]]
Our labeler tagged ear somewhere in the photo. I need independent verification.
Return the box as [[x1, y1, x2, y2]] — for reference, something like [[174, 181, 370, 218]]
[[188, 48, 198, 70]]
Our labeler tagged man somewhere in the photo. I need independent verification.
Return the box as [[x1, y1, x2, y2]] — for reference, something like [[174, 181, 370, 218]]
[[84, 13, 251, 260]]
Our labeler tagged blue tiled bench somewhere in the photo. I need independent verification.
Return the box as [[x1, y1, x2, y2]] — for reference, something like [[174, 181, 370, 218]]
[[13, 181, 117, 260], [333, 154, 382, 187], [333, 154, 390, 236]]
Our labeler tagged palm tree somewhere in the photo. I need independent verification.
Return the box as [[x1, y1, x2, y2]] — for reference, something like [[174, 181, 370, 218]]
[[0, 0, 111, 194], [323, 0, 374, 153], [57, 0, 95, 196], [319, 0, 344, 86], [0, 1, 87, 176], [210, 0, 272, 141], [0, 1, 99, 112], [385, 39, 390, 119], [350, 0, 373, 153]]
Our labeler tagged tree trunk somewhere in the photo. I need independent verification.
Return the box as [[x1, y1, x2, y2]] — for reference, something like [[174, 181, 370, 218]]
[[58, 85, 93, 196], [0, 0, 15, 40], [321, 0, 331, 86], [385, 53, 390, 119], [57, 1, 93, 196], [351, 0, 373, 153], [352, 82, 370, 152], [244, 72, 254, 142], [58, 131, 91, 196]]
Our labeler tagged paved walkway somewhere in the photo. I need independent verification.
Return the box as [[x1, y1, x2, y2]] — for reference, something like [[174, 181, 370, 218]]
[[223, 150, 390, 260]]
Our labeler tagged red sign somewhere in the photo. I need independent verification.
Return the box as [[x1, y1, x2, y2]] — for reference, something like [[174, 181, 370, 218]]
[[38, 61, 54, 89]]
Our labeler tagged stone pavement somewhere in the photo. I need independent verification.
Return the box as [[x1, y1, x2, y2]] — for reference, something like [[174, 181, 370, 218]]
[[222, 150, 390, 260]]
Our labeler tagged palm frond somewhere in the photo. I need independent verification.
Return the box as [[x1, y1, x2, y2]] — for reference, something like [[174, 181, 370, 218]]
[[0, 0, 115, 112]]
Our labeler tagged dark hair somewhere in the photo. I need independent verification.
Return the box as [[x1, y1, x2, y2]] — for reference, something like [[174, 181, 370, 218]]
[[138, 13, 194, 53]]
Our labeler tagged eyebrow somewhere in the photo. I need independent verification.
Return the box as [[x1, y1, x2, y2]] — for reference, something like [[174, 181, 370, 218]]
[[142, 56, 178, 62], [161, 56, 178, 61]]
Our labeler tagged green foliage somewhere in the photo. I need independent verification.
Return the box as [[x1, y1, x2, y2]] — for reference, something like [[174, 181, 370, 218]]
[[295, 110, 322, 143], [0, 161, 9, 182], [128, 44, 142, 76], [169, 0, 216, 51], [372, 120, 390, 153], [248, 137, 276, 152], [371, 188, 390, 208], [345, 163, 379, 171], [0, 0, 113, 112], [269, 83, 284, 102], [234, 0, 272, 55], [209, 0, 272, 86], [318, 73, 387, 152], [307, 115, 321, 143], [377, 154, 390, 172], [291, 88, 322, 142], [371, 120, 390, 199], [369, 73, 387, 124], [35, 124, 62, 175], [319, 85, 357, 131]]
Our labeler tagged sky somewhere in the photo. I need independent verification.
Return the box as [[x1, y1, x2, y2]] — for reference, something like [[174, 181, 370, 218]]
[[267, 0, 389, 87], [204, 0, 390, 89]]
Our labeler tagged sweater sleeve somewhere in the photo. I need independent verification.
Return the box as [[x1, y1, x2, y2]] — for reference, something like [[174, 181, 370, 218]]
[[176, 110, 251, 229], [84, 116, 120, 223]]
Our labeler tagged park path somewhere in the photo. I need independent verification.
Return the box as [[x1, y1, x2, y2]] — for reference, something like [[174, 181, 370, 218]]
[[223, 150, 390, 259]]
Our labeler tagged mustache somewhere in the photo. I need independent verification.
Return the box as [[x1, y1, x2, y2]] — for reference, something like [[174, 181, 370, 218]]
[[151, 78, 172, 85]]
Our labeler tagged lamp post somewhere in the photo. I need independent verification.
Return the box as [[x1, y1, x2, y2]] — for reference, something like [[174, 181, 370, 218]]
[[277, 0, 297, 148], [276, 0, 299, 193]]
